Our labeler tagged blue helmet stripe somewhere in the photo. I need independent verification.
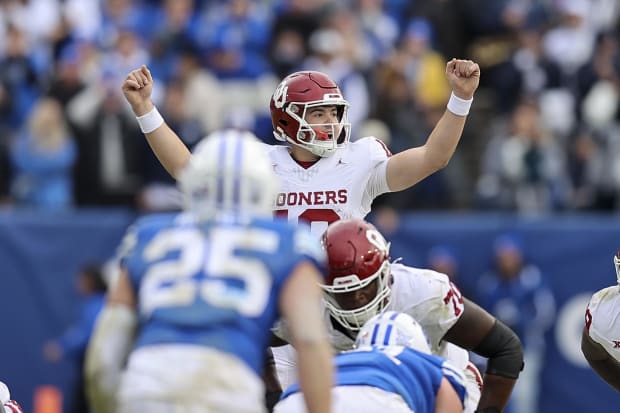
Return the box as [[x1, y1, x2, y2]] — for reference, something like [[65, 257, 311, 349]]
[[383, 324, 393, 345], [216, 134, 227, 207], [232, 133, 243, 209], [370, 323, 380, 345]]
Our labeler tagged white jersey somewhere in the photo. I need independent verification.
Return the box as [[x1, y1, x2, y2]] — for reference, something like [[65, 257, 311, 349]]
[[273, 263, 480, 412], [264, 137, 391, 236], [585, 285, 620, 362], [274, 263, 465, 353]]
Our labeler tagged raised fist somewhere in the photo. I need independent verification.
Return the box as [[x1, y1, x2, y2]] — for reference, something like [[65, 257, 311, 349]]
[[121, 65, 155, 116], [445, 59, 480, 100]]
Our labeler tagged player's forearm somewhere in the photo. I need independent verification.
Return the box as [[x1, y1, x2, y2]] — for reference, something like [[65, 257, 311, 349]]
[[85, 305, 137, 413], [423, 110, 467, 171], [129, 98, 191, 179], [143, 122, 192, 179], [587, 357, 620, 392], [476, 374, 516, 412], [295, 339, 333, 413]]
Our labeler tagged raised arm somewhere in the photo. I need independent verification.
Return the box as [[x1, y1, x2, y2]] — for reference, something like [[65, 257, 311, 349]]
[[385, 59, 480, 192], [581, 326, 620, 392], [279, 261, 333, 413], [443, 298, 523, 412], [122, 65, 191, 179]]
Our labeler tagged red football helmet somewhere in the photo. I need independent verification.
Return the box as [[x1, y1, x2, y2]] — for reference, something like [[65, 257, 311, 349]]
[[320, 218, 392, 330], [270, 71, 351, 157]]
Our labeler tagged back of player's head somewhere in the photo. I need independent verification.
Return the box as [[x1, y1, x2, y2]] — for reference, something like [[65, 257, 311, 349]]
[[178, 129, 279, 221], [354, 311, 431, 354]]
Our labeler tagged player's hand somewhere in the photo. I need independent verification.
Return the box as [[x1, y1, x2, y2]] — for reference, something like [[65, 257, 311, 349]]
[[121, 65, 154, 116], [445, 59, 480, 100]]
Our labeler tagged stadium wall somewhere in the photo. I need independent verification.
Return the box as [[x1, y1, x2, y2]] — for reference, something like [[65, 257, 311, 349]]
[[1, 210, 619, 412]]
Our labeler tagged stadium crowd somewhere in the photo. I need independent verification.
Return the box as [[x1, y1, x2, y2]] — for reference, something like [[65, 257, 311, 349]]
[[0, 0, 619, 214]]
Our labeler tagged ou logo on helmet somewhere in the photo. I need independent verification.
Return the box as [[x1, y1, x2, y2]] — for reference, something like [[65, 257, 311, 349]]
[[366, 229, 389, 253], [273, 82, 288, 109]]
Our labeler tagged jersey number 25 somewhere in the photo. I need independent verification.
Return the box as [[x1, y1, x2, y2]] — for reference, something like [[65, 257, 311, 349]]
[[140, 227, 277, 317]]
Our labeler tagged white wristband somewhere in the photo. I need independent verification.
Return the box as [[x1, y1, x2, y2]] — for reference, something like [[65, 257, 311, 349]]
[[446, 92, 473, 116], [136, 107, 164, 133]]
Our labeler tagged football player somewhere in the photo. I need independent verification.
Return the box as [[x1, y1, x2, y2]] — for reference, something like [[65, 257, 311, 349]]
[[272, 218, 523, 413], [274, 311, 467, 413], [581, 250, 620, 392], [84, 130, 333, 413], [121, 60, 479, 237]]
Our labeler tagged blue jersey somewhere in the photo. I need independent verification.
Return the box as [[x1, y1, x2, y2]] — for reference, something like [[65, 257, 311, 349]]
[[282, 346, 466, 413], [120, 212, 325, 374]]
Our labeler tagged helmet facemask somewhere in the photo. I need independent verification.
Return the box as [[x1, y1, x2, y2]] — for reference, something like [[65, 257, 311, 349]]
[[321, 259, 392, 331], [280, 99, 351, 158]]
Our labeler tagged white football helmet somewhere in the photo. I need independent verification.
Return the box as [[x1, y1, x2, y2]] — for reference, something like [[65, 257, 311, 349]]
[[355, 311, 431, 354], [178, 129, 279, 221]]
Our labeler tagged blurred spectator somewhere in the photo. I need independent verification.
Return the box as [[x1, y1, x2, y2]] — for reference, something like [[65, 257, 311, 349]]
[[565, 127, 620, 210], [0, 25, 41, 129], [268, 0, 323, 79], [394, 18, 450, 111], [476, 233, 556, 413], [477, 98, 571, 213], [575, 30, 620, 128], [62, 0, 102, 43], [486, 27, 564, 115], [174, 46, 224, 133], [199, 0, 273, 80], [542, 0, 596, 77], [356, 0, 400, 63], [67, 74, 145, 207], [42, 263, 107, 413], [321, 3, 373, 71], [46, 42, 88, 108], [0, 0, 62, 46], [427, 245, 458, 280], [145, 0, 199, 82], [96, 0, 149, 50], [103, 28, 150, 89], [9, 97, 76, 210], [303, 28, 370, 137]]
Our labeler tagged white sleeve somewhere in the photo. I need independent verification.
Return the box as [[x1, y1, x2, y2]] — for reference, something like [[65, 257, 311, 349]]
[[360, 136, 391, 201], [586, 286, 620, 362], [392, 265, 464, 352]]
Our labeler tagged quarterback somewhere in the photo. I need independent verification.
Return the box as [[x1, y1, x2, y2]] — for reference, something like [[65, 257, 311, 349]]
[[121, 59, 479, 236]]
